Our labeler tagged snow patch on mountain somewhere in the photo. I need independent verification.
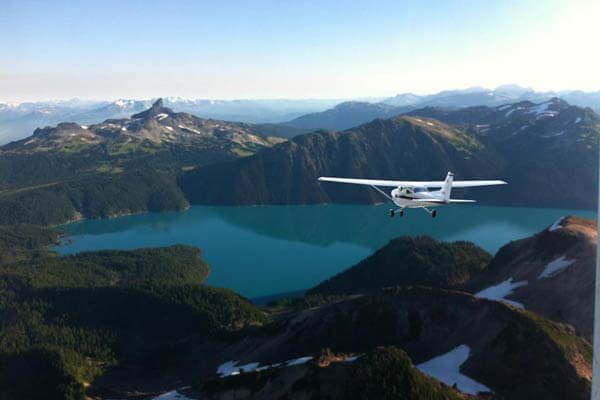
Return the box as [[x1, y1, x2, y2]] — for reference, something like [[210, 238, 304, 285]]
[[549, 217, 564, 231], [475, 278, 526, 308], [217, 356, 315, 378], [527, 102, 559, 118], [416, 345, 491, 395], [538, 255, 576, 279], [505, 107, 522, 117], [217, 361, 260, 377]]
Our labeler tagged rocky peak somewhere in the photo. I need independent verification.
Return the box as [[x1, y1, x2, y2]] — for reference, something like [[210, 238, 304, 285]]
[[131, 98, 174, 120], [467, 215, 597, 340], [152, 98, 164, 109]]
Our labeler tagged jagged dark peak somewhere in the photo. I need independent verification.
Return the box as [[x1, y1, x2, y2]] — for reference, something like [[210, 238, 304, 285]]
[[152, 98, 164, 108], [131, 97, 175, 119]]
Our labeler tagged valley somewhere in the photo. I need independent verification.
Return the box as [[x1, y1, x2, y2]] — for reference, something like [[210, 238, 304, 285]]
[[0, 93, 597, 400]]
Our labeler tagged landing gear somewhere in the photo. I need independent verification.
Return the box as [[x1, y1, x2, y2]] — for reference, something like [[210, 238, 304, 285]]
[[422, 207, 437, 218], [389, 208, 404, 218]]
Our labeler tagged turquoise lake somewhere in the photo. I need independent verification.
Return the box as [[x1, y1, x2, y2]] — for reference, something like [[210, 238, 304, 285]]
[[55, 204, 596, 299]]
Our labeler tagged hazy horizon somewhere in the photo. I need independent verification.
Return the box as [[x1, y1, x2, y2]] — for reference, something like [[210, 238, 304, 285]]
[[3, 0, 600, 102], [2, 83, 600, 105]]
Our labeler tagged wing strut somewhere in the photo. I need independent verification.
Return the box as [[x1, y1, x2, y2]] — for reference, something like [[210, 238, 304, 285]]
[[370, 185, 394, 203]]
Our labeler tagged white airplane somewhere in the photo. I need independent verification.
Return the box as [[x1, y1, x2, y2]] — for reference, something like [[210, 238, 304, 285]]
[[318, 171, 507, 218]]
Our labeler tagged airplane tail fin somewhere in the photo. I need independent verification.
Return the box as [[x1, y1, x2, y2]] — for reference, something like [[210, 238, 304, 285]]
[[441, 171, 453, 201]]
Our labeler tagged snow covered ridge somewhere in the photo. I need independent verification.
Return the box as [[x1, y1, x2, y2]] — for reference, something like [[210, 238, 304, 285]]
[[475, 277, 527, 308], [502, 100, 563, 119], [416, 345, 491, 395], [538, 255, 576, 279]]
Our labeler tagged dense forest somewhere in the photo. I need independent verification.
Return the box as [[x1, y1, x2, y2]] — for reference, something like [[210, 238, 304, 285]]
[[0, 242, 267, 400]]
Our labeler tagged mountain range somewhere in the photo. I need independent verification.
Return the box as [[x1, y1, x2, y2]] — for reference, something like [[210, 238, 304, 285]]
[[2, 85, 599, 144], [285, 85, 600, 131], [1, 96, 597, 228], [181, 98, 599, 210]]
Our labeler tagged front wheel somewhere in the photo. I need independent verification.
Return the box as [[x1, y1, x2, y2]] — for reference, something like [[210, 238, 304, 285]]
[[389, 209, 395, 218], [431, 210, 437, 218]]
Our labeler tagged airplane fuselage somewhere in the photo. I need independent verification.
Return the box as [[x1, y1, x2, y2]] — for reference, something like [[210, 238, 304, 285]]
[[390, 186, 444, 208]]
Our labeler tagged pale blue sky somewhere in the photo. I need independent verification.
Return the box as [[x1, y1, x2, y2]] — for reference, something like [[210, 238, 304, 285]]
[[1, 0, 599, 101]]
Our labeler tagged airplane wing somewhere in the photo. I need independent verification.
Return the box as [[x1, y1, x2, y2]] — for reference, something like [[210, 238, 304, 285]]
[[318, 177, 421, 187], [318, 177, 507, 188], [450, 180, 507, 188], [412, 199, 476, 203]]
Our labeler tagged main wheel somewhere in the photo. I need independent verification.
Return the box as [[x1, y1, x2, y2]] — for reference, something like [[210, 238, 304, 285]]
[[399, 209, 404, 217], [431, 210, 437, 218], [389, 209, 395, 218]]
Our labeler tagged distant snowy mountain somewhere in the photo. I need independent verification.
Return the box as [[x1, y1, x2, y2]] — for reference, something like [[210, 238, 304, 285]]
[[2, 85, 599, 144], [287, 85, 600, 131], [383, 85, 600, 111]]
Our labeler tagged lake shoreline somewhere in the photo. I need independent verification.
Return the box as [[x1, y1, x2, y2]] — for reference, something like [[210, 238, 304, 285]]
[[55, 204, 596, 299]]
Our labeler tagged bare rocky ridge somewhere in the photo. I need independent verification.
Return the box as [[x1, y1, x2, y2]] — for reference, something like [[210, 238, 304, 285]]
[[466, 216, 597, 340]]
